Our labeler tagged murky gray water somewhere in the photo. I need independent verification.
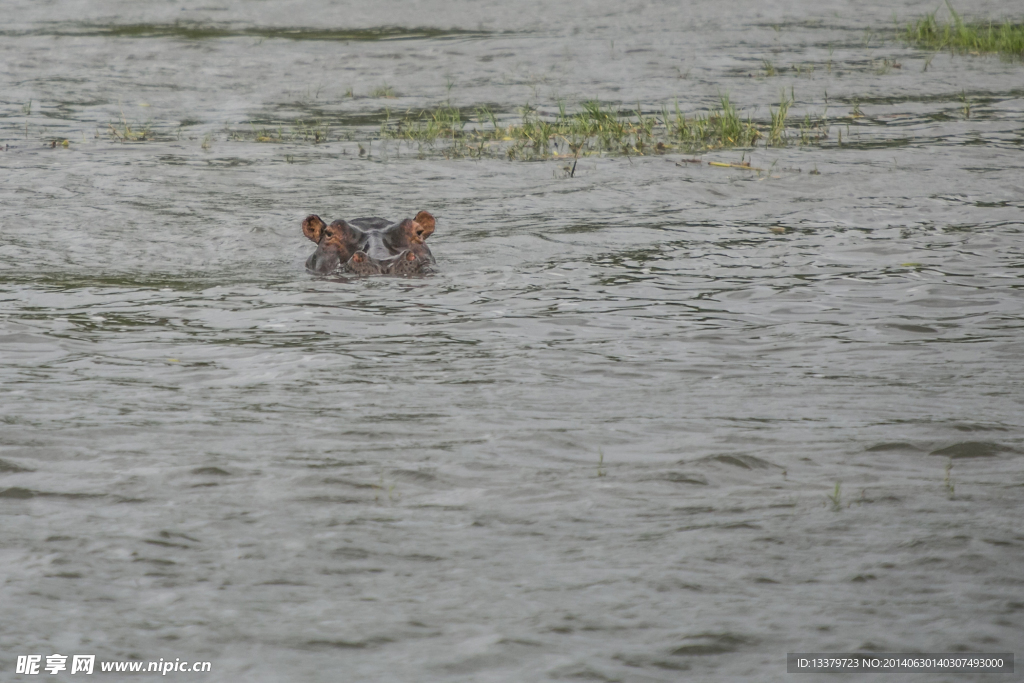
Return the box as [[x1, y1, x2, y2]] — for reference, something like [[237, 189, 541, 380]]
[[2, 1, 1023, 681]]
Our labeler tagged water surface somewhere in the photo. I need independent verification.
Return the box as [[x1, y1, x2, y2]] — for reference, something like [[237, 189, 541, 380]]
[[2, 1, 1023, 681]]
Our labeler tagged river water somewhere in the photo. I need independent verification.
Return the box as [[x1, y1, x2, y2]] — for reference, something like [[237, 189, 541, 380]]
[[2, 1, 1023, 681]]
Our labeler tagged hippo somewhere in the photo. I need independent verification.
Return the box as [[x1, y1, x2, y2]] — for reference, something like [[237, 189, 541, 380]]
[[302, 210, 436, 276]]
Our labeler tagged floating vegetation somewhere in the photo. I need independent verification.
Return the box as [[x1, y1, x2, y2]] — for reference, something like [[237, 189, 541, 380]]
[[369, 84, 397, 99], [108, 110, 152, 141], [226, 119, 331, 143], [294, 119, 331, 142], [380, 95, 828, 159], [760, 60, 819, 77], [874, 58, 902, 75], [904, 4, 1024, 58]]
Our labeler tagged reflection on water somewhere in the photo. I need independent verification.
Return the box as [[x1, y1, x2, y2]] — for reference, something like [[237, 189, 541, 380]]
[[2, 0, 1023, 680]]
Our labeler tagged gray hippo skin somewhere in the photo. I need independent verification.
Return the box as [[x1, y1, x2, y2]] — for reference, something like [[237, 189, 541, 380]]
[[302, 211, 436, 276]]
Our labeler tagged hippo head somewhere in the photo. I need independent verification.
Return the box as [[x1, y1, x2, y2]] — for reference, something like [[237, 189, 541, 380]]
[[303, 215, 366, 275], [388, 211, 436, 249], [303, 211, 437, 276]]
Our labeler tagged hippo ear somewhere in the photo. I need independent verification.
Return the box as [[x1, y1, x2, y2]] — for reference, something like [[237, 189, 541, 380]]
[[392, 211, 435, 246], [302, 215, 328, 243], [413, 211, 436, 240]]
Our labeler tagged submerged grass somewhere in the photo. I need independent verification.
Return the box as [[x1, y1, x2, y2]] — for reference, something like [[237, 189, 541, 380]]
[[226, 119, 331, 143], [86, 92, 841, 158], [380, 95, 827, 159], [145, 91, 841, 158], [108, 109, 152, 141], [827, 482, 842, 511], [370, 84, 397, 99], [904, 4, 1024, 58]]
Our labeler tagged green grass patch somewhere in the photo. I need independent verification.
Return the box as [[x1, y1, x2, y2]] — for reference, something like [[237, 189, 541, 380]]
[[904, 4, 1024, 58], [381, 96, 827, 159], [671, 96, 762, 149]]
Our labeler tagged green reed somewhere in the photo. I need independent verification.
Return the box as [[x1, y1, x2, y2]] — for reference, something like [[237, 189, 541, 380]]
[[767, 92, 792, 146], [904, 3, 1024, 58], [827, 481, 842, 511]]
